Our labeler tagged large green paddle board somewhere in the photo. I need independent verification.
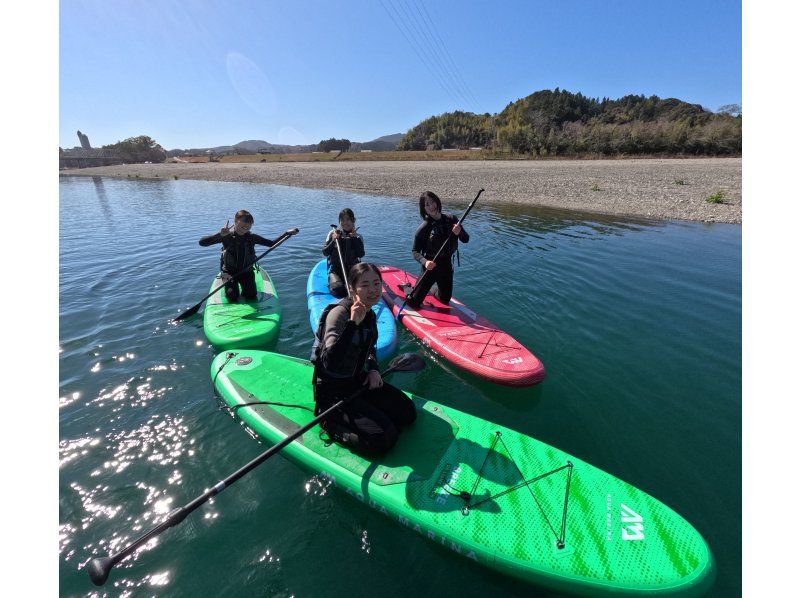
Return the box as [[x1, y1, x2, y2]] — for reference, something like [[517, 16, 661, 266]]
[[202, 266, 281, 350], [210, 350, 714, 596]]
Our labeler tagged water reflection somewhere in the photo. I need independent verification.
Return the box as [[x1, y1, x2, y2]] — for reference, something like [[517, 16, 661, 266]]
[[479, 201, 656, 254], [91, 176, 113, 227]]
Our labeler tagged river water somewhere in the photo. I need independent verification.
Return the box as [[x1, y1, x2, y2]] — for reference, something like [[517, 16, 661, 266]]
[[59, 176, 740, 596]]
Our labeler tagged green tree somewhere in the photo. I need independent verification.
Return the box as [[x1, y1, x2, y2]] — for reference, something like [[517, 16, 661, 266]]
[[317, 138, 351, 152], [396, 89, 741, 157], [102, 136, 167, 163]]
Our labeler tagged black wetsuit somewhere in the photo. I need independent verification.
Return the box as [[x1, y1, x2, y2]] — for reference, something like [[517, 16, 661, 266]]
[[311, 298, 416, 454], [408, 214, 469, 307], [322, 230, 365, 298], [199, 231, 275, 301]]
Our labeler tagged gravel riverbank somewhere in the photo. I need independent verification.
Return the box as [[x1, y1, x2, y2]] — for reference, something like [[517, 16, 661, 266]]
[[62, 157, 742, 223]]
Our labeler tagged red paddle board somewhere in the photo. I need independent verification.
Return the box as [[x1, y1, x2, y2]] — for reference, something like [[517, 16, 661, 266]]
[[379, 265, 546, 386]]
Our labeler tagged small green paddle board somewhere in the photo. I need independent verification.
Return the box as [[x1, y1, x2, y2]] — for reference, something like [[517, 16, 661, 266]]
[[210, 350, 714, 596], [202, 266, 281, 350]]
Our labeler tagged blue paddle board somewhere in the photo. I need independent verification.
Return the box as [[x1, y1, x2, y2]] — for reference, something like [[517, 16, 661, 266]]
[[306, 259, 398, 361]]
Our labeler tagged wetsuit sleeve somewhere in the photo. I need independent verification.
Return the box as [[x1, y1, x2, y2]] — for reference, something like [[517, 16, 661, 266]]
[[319, 306, 358, 371], [250, 233, 275, 247], [199, 232, 223, 246], [353, 234, 365, 259], [322, 230, 336, 257], [411, 221, 429, 266]]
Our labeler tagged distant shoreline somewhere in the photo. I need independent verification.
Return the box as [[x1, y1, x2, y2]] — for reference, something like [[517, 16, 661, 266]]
[[61, 157, 742, 224]]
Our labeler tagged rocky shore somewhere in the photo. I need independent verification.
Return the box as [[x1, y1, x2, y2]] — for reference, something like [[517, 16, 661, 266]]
[[62, 157, 742, 223]]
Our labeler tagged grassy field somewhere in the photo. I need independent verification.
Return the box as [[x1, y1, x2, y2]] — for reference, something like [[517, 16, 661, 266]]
[[172, 149, 531, 163], [170, 150, 735, 164]]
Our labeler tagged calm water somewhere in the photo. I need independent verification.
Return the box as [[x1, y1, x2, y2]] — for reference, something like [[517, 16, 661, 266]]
[[59, 176, 741, 597]]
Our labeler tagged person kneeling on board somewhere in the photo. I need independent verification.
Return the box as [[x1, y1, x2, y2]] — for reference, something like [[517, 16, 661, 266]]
[[322, 208, 365, 298], [311, 263, 416, 454], [198, 209, 276, 302]]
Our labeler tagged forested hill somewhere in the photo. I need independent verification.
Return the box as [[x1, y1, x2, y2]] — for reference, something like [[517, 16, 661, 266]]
[[398, 89, 741, 156]]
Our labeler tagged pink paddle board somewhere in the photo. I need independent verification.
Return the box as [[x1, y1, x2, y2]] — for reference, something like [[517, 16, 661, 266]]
[[379, 265, 546, 386]]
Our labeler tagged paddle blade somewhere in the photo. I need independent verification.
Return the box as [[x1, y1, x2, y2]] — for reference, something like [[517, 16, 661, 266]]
[[87, 556, 113, 586], [173, 302, 201, 322], [388, 353, 426, 373]]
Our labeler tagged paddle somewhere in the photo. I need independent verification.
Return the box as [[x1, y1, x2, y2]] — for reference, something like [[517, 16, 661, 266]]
[[173, 228, 299, 322], [396, 188, 484, 318], [87, 352, 426, 586], [330, 223, 352, 298]]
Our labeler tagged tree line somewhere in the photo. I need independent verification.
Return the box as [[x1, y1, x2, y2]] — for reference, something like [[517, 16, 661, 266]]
[[398, 89, 741, 156], [101, 135, 167, 163]]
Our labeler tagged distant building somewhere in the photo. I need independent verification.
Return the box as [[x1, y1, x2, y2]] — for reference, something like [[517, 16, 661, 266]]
[[77, 130, 91, 149], [59, 147, 123, 169], [59, 130, 122, 169]]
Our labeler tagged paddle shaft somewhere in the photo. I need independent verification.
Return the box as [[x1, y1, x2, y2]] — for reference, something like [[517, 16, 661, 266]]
[[89, 361, 400, 585], [331, 224, 352, 298], [173, 228, 297, 321], [397, 188, 484, 316]]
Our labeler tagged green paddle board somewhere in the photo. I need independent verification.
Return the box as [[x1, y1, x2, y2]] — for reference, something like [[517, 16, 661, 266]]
[[202, 266, 281, 350], [210, 350, 714, 596]]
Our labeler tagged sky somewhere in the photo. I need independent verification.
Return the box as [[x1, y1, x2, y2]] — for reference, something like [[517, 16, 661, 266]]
[[59, 0, 742, 150]]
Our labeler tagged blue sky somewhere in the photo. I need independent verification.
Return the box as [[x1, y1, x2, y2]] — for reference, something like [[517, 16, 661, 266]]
[[60, 0, 741, 150]]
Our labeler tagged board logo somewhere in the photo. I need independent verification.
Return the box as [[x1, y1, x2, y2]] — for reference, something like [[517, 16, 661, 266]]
[[502, 357, 523, 365], [431, 463, 462, 505], [620, 503, 645, 541]]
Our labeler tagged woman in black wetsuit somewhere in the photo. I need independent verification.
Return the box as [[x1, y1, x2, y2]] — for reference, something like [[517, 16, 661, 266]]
[[311, 263, 417, 454], [406, 191, 469, 308], [198, 210, 275, 302], [321, 208, 365, 298]]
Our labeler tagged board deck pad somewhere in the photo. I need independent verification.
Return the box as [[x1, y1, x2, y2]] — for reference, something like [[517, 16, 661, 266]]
[[379, 265, 546, 386], [307, 259, 397, 361], [211, 350, 714, 596], [203, 266, 281, 350]]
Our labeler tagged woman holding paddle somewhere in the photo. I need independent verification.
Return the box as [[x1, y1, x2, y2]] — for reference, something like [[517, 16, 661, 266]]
[[322, 208, 364, 298], [406, 191, 469, 308], [198, 210, 276, 302], [311, 263, 417, 454]]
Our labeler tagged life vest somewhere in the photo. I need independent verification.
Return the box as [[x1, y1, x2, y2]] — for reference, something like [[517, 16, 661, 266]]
[[220, 233, 258, 273], [310, 298, 377, 381], [326, 232, 364, 278], [421, 214, 461, 267]]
